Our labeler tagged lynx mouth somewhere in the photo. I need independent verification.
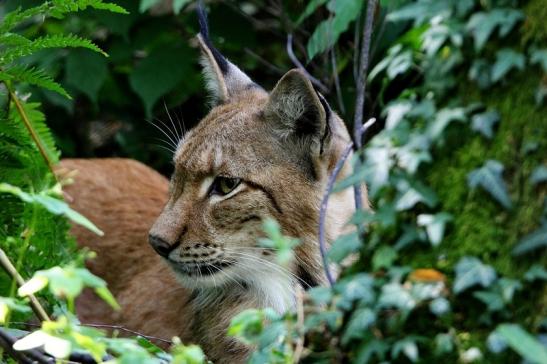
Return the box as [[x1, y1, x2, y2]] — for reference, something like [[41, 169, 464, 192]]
[[170, 260, 235, 277]]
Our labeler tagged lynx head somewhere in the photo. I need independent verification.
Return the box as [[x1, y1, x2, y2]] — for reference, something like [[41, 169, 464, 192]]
[[148, 7, 359, 310]]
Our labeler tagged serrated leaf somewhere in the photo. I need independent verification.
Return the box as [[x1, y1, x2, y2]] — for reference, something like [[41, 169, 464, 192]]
[[512, 224, 547, 255], [471, 111, 500, 139], [2, 66, 70, 99], [453, 256, 497, 294], [467, 160, 512, 209], [530, 166, 547, 185], [496, 324, 547, 364], [65, 49, 108, 103], [491, 49, 525, 82]]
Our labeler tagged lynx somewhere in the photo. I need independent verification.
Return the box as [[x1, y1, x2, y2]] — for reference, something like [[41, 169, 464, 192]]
[[64, 8, 366, 363]]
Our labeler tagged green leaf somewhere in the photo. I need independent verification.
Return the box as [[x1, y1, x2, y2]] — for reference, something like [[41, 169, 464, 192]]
[[467, 160, 512, 209], [328, 232, 361, 263], [65, 49, 108, 103], [139, 0, 162, 13], [392, 338, 419, 362], [524, 265, 547, 282], [466, 9, 524, 51], [473, 290, 504, 311], [491, 49, 525, 83], [495, 324, 547, 364], [342, 308, 376, 345], [296, 0, 329, 24], [0, 183, 103, 235], [512, 224, 547, 255], [1, 34, 107, 65], [530, 48, 547, 72], [427, 107, 466, 140], [306, 0, 364, 59], [530, 166, 547, 185], [372, 245, 397, 270], [129, 43, 194, 117], [378, 283, 416, 310], [453, 256, 497, 294], [1, 66, 70, 99], [417, 212, 452, 246], [471, 111, 500, 139]]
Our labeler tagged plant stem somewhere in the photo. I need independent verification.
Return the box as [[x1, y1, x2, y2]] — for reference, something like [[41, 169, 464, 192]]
[[0, 248, 50, 323], [352, 0, 377, 210], [6, 86, 57, 177]]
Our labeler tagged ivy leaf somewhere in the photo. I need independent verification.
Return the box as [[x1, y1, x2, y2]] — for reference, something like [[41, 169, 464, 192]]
[[530, 165, 547, 185], [467, 160, 512, 209], [466, 9, 524, 51], [473, 290, 504, 311], [372, 246, 398, 270], [427, 107, 466, 140], [471, 111, 500, 139], [65, 49, 108, 103], [393, 338, 419, 362], [328, 232, 361, 263], [530, 48, 547, 72], [378, 283, 416, 310], [495, 324, 547, 364], [453, 256, 497, 294], [512, 224, 547, 256], [417, 212, 452, 246], [524, 265, 547, 282], [342, 308, 376, 345], [491, 49, 525, 83]]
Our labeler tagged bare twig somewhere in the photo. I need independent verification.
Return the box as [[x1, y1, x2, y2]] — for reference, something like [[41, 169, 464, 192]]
[[0, 248, 50, 322], [352, 0, 377, 210], [286, 34, 329, 94], [10, 321, 172, 345], [318, 119, 376, 287], [244, 48, 284, 75]]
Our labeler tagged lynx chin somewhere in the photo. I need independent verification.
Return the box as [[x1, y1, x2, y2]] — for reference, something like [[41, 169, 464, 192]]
[[63, 6, 368, 363]]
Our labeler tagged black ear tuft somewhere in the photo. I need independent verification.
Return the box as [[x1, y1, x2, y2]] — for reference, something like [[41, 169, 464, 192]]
[[196, 2, 228, 74]]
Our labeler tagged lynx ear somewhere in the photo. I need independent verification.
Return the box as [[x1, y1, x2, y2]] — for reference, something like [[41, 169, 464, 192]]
[[196, 5, 259, 104], [264, 69, 330, 152]]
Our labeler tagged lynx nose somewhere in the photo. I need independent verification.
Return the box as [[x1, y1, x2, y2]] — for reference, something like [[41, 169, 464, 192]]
[[148, 235, 174, 258]]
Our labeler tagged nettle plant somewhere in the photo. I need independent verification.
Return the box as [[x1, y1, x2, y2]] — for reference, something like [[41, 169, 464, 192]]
[[0, 1, 203, 363], [226, 0, 547, 363]]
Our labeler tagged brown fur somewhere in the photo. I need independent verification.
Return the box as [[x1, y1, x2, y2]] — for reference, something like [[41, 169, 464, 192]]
[[65, 35, 366, 363]]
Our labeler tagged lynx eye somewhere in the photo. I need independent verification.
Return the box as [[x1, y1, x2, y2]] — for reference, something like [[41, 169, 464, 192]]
[[210, 176, 241, 196]]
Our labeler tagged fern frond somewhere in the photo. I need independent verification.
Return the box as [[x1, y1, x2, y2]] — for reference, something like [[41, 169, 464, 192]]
[[0, 33, 32, 47], [0, 4, 50, 34], [1, 66, 71, 99], [0, 34, 107, 65], [0, 1, 128, 34]]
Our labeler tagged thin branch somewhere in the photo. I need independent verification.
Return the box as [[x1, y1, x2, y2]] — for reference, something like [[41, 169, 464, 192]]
[[286, 34, 329, 94], [318, 118, 376, 287], [7, 88, 57, 178], [330, 46, 345, 115], [243, 47, 284, 75], [352, 0, 377, 210], [0, 248, 50, 322], [11, 321, 172, 346]]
